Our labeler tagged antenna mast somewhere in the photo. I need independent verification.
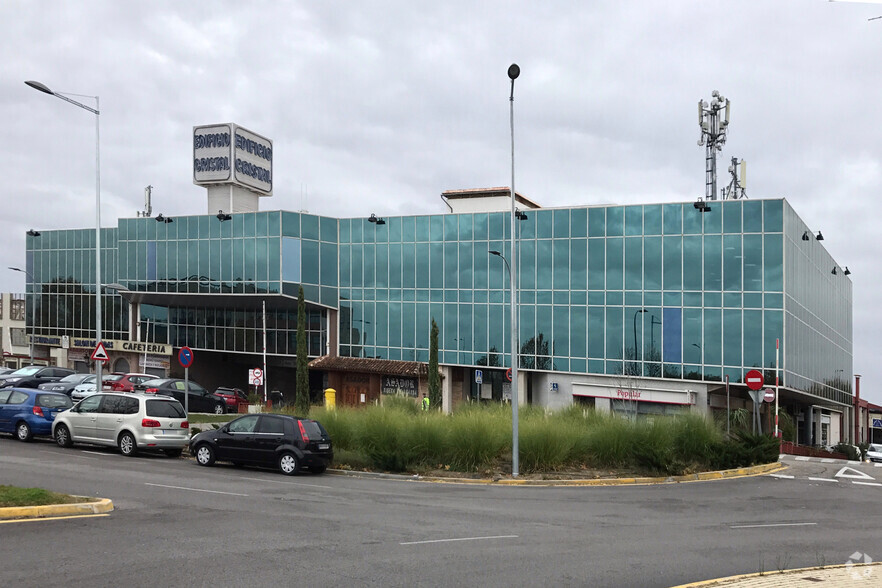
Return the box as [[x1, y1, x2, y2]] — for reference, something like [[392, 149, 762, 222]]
[[722, 157, 748, 200], [697, 91, 730, 200], [138, 185, 153, 217]]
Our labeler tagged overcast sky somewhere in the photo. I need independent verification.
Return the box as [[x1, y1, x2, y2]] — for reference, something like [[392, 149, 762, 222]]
[[1, 1, 880, 403]]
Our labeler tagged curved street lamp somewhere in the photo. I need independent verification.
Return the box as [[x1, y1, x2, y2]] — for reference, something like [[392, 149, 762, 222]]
[[26, 80, 103, 385]]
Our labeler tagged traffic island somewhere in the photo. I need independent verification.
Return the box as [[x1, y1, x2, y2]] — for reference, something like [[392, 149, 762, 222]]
[[327, 461, 785, 486], [0, 485, 113, 521]]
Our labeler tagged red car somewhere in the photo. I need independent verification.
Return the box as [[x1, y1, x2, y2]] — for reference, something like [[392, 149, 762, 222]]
[[107, 373, 157, 392], [213, 387, 248, 412]]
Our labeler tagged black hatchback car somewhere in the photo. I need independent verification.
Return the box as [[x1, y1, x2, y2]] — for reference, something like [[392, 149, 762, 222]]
[[190, 414, 333, 475]]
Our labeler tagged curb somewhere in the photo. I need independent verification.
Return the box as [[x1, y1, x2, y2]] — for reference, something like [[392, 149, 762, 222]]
[[327, 461, 785, 487], [0, 497, 114, 521], [672, 561, 882, 587]]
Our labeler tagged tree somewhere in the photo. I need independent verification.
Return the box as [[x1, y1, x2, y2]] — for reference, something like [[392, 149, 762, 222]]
[[428, 318, 441, 410], [295, 286, 310, 415]]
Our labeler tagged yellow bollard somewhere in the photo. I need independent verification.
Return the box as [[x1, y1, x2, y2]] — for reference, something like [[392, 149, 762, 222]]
[[324, 388, 336, 410]]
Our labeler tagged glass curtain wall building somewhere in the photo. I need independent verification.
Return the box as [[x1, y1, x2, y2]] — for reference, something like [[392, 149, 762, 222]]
[[24, 196, 852, 438]]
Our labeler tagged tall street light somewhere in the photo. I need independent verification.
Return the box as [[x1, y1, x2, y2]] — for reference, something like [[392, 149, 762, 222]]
[[8, 266, 36, 363], [508, 63, 521, 478], [26, 80, 102, 385]]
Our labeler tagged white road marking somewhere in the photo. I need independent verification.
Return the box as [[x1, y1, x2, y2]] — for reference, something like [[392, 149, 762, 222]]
[[795, 457, 810, 461], [400, 534, 518, 546], [145, 483, 248, 497], [807, 477, 838, 483], [730, 522, 817, 529], [241, 476, 335, 490], [820, 459, 835, 463], [835, 466, 875, 481], [852, 481, 882, 487], [82, 451, 110, 456], [769, 474, 795, 479]]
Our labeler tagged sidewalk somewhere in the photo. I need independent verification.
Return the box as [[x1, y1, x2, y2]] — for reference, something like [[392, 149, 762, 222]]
[[0, 498, 113, 521], [676, 562, 880, 587]]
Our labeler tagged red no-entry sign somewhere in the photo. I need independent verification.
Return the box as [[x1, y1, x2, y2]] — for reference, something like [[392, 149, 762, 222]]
[[745, 369, 764, 391]]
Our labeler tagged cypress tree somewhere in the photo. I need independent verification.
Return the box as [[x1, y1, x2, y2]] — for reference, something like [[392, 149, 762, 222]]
[[428, 318, 441, 409], [295, 286, 310, 415]]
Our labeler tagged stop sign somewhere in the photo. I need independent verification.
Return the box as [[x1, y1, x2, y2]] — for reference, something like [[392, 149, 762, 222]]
[[763, 388, 775, 403], [745, 369, 764, 391]]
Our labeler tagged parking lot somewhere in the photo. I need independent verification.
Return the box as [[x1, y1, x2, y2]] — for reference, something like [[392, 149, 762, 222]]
[[3, 436, 881, 587]]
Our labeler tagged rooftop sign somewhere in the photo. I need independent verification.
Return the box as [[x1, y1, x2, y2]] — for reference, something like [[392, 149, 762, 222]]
[[193, 123, 273, 195]]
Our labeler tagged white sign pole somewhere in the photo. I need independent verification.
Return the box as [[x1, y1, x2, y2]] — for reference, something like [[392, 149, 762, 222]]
[[184, 366, 189, 416], [775, 339, 781, 438]]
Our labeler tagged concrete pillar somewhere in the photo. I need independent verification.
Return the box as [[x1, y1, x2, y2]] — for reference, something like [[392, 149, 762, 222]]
[[596, 397, 611, 414], [441, 366, 453, 415], [517, 370, 527, 406]]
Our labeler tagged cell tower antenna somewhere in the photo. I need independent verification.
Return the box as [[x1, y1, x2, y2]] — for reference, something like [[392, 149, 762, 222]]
[[697, 91, 730, 201], [722, 157, 748, 200], [138, 185, 153, 217]]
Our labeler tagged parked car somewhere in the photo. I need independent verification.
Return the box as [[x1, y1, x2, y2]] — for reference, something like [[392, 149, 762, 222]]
[[190, 413, 333, 475], [0, 368, 16, 376], [52, 392, 189, 457], [867, 443, 882, 463], [0, 388, 73, 441], [213, 387, 249, 412], [135, 378, 227, 414], [38, 373, 94, 396], [107, 373, 156, 392], [0, 366, 75, 388], [70, 374, 119, 401]]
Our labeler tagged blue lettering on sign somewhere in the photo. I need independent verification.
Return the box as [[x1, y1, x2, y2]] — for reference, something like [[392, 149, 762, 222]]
[[193, 132, 231, 149], [235, 133, 272, 162], [235, 158, 272, 184], [194, 157, 230, 173]]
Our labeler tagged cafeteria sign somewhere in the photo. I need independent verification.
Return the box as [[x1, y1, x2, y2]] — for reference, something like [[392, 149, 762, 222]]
[[382, 376, 417, 398]]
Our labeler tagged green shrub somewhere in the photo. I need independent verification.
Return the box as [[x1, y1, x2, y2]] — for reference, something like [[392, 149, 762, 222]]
[[519, 410, 578, 472], [832, 442, 859, 461], [443, 404, 509, 471]]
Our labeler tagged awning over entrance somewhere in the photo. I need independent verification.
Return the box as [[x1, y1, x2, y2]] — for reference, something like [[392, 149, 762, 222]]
[[309, 356, 427, 378]]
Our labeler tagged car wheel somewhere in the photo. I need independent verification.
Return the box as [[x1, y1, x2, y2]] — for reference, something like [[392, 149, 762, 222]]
[[214, 403, 225, 415], [16, 421, 33, 442], [163, 448, 183, 458], [278, 452, 300, 476], [118, 432, 137, 457], [54, 424, 73, 448], [308, 465, 327, 475], [195, 444, 215, 466]]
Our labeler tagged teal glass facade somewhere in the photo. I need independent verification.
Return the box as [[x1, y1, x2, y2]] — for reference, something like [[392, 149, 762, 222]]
[[24, 197, 852, 406]]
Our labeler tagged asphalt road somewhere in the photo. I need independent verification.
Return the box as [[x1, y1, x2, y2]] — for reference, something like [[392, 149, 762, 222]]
[[1, 440, 880, 588]]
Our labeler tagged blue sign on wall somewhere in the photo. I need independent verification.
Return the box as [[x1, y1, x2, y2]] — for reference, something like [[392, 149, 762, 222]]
[[873, 418, 882, 428]]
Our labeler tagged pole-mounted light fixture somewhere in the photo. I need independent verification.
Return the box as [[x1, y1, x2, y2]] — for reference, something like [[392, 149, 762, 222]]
[[844, 267, 851, 276], [26, 79, 102, 386], [27, 229, 41, 237], [816, 231, 824, 241], [156, 214, 173, 223], [216, 210, 232, 222], [367, 213, 386, 225], [507, 62, 521, 478], [802, 231, 811, 241], [831, 266, 837, 275]]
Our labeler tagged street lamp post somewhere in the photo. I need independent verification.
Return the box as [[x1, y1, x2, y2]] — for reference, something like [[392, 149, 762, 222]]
[[490, 249, 517, 475], [8, 267, 35, 363], [26, 80, 102, 386], [507, 63, 520, 478]]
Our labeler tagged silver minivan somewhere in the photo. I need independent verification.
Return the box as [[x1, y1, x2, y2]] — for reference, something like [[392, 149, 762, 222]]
[[52, 392, 189, 457]]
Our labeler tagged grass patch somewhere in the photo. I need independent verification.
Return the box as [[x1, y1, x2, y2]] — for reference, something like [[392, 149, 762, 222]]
[[0, 485, 89, 508]]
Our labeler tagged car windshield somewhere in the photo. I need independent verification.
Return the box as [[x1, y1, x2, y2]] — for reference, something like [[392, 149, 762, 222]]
[[36, 394, 73, 409], [103, 374, 123, 382], [141, 379, 170, 388], [7, 366, 42, 377], [301, 420, 327, 439], [145, 399, 186, 418], [58, 374, 89, 383]]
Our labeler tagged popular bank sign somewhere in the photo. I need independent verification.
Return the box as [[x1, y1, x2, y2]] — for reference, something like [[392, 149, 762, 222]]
[[193, 123, 273, 195]]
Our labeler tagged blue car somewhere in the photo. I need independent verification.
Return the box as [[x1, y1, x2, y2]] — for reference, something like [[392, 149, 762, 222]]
[[0, 388, 73, 441]]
